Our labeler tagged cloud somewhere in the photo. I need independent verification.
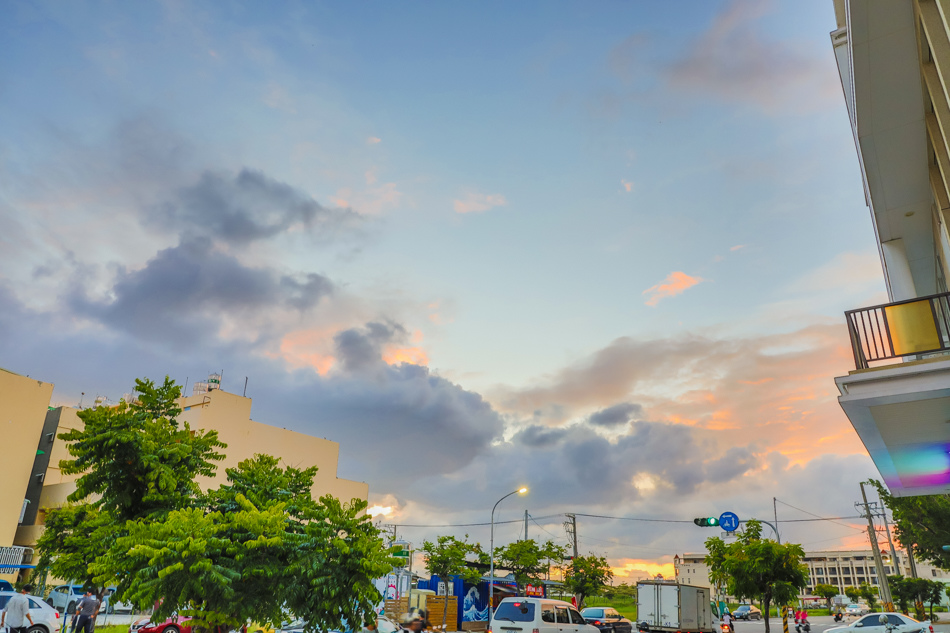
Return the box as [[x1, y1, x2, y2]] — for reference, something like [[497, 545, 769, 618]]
[[661, 0, 840, 114], [730, 244, 746, 252], [70, 237, 334, 344], [333, 321, 406, 373], [366, 137, 381, 145], [454, 192, 508, 214], [148, 169, 361, 245], [642, 271, 704, 306], [622, 180, 633, 192], [588, 402, 643, 427]]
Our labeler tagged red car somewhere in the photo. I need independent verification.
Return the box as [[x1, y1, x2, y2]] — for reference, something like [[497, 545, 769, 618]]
[[130, 616, 193, 633]]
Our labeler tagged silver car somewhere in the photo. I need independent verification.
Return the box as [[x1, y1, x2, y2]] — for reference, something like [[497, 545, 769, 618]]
[[0, 591, 63, 633]]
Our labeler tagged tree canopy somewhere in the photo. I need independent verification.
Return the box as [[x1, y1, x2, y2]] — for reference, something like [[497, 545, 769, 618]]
[[813, 584, 838, 609], [495, 539, 566, 593], [705, 520, 808, 633], [34, 376, 394, 633], [564, 555, 614, 609]]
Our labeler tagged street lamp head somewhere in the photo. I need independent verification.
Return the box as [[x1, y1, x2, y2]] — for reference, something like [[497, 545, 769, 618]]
[[519, 487, 528, 494]]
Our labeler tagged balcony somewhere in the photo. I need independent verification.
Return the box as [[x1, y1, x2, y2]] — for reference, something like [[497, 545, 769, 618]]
[[837, 291, 950, 497], [846, 291, 950, 369]]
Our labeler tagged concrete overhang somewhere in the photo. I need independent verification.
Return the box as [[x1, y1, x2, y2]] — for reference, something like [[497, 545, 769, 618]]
[[836, 356, 950, 496]]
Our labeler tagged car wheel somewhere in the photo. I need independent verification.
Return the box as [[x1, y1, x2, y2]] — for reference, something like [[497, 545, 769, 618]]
[[28, 625, 48, 633], [67, 601, 77, 615], [163, 626, 181, 633]]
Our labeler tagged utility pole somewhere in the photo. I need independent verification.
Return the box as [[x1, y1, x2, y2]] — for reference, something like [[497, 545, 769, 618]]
[[880, 506, 900, 573], [774, 497, 780, 543], [524, 510, 529, 541], [860, 482, 894, 610]]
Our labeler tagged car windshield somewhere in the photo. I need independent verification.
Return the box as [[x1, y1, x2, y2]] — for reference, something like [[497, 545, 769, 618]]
[[582, 609, 605, 618], [495, 602, 536, 622], [73, 588, 85, 595], [735, 607, 749, 612]]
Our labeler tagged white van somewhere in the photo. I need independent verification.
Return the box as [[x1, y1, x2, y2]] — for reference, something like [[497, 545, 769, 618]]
[[491, 597, 600, 633]]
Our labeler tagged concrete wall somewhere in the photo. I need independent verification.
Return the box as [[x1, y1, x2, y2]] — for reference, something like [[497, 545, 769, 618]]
[[177, 389, 368, 504], [14, 388, 368, 551], [0, 369, 54, 548]]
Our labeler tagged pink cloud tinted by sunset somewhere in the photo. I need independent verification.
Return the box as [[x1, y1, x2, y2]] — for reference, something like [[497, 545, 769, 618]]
[[454, 192, 507, 214], [643, 271, 704, 306]]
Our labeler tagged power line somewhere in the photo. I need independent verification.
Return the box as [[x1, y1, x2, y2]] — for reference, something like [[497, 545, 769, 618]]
[[574, 512, 693, 523], [775, 499, 865, 530], [387, 513, 564, 528]]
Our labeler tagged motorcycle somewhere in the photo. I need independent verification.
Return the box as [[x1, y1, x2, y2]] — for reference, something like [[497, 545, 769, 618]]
[[795, 618, 811, 633]]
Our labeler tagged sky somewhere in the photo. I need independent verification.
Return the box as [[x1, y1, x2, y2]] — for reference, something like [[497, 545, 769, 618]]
[[0, 0, 895, 580]]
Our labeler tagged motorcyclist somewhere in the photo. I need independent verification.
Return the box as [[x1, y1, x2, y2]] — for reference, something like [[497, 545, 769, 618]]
[[721, 611, 734, 633]]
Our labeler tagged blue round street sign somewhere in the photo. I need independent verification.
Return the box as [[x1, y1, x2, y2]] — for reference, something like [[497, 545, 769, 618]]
[[719, 512, 740, 532]]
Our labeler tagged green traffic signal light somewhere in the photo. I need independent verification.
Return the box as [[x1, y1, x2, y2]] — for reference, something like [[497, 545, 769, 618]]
[[693, 517, 720, 527], [707, 517, 719, 526]]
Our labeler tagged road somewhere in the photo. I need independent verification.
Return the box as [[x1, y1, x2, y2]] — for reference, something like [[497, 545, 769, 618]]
[[734, 616, 948, 633]]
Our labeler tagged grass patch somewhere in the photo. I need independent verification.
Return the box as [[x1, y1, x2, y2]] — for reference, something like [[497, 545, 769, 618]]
[[94, 626, 128, 633]]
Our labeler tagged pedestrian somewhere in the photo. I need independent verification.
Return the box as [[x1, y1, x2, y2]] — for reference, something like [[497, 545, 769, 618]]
[[72, 589, 101, 633], [1, 584, 35, 633]]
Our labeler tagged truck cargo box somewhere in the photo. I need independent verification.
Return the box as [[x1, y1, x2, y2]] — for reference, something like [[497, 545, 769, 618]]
[[636, 581, 715, 633]]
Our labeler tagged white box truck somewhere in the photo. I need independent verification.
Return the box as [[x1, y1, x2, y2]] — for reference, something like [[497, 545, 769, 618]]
[[636, 581, 717, 633]]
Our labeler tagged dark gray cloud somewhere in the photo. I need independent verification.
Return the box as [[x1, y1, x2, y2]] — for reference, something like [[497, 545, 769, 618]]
[[333, 321, 407, 373], [150, 169, 361, 244], [513, 424, 569, 448], [589, 402, 642, 427], [71, 237, 333, 343]]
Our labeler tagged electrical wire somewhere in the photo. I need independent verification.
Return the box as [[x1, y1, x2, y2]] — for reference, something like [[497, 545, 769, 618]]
[[776, 498, 866, 531], [386, 513, 564, 528], [573, 512, 693, 523]]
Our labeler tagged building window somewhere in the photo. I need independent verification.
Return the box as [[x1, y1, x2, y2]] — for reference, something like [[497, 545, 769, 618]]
[[933, 570, 938, 577]]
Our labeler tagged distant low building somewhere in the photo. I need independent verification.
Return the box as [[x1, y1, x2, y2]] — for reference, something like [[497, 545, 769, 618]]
[[1, 368, 368, 583], [674, 549, 950, 603]]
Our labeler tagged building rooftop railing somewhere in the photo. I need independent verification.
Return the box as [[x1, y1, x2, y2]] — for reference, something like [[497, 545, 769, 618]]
[[845, 290, 950, 369]]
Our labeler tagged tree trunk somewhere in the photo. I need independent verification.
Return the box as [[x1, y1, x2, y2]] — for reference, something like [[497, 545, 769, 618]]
[[762, 595, 771, 633]]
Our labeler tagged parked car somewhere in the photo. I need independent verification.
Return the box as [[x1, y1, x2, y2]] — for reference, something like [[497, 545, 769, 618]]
[[826, 613, 933, 633], [103, 587, 133, 614], [845, 605, 871, 616], [493, 597, 598, 633], [47, 585, 86, 614], [0, 590, 63, 633], [0, 580, 13, 592], [130, 616, 194, 633], [732, 605, 762, 621], [581, 607, 634, 633]]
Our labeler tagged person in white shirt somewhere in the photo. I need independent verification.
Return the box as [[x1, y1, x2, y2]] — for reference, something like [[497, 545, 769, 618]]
[[1, 585, 35, 633], [721, 612, 733, 633]]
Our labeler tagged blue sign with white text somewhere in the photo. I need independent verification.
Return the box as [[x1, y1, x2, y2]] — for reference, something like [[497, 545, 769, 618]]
[[719, 511, 739, 532]]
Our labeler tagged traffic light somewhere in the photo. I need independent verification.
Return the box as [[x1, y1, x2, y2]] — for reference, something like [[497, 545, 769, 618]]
[[693, 517, 720, 527]]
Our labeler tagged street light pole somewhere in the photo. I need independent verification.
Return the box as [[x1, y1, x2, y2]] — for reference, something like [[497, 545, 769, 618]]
[[489, 487, 528, 632]]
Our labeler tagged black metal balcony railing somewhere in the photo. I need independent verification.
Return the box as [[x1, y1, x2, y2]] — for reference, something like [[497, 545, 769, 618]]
[[846, 291, 950, 369]]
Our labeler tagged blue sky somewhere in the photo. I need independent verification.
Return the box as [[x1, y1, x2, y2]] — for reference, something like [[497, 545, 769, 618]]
[[1, 0, 891, 575]]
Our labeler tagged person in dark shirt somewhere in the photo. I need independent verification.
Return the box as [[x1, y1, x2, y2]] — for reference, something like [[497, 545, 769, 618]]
[[73, 590, 100, 633]]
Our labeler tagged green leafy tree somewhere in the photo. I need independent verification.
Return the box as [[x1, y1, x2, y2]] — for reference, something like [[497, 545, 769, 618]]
[[814, 584, 838, 609], [888, 576, 913, 615], [32, 504, 115, 601], [60, 377, 226, 522], [923, 579, 944, 621], [32, 377, 226, 600], [496, 540, 567, 594], [421, 536, 483, 631], [705, 520, 808, 633], [868, 481, 950, 571], [844, 587, 861, 603], [564, 555, 614, 609], [858, 582, 878, 610], [109, 456, 395, 633]]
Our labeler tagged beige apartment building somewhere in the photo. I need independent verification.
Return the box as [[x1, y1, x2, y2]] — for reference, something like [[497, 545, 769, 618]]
[[674, 549, 950, 603], [830, 1, 950, 497], [1, 368, 368, 582]]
